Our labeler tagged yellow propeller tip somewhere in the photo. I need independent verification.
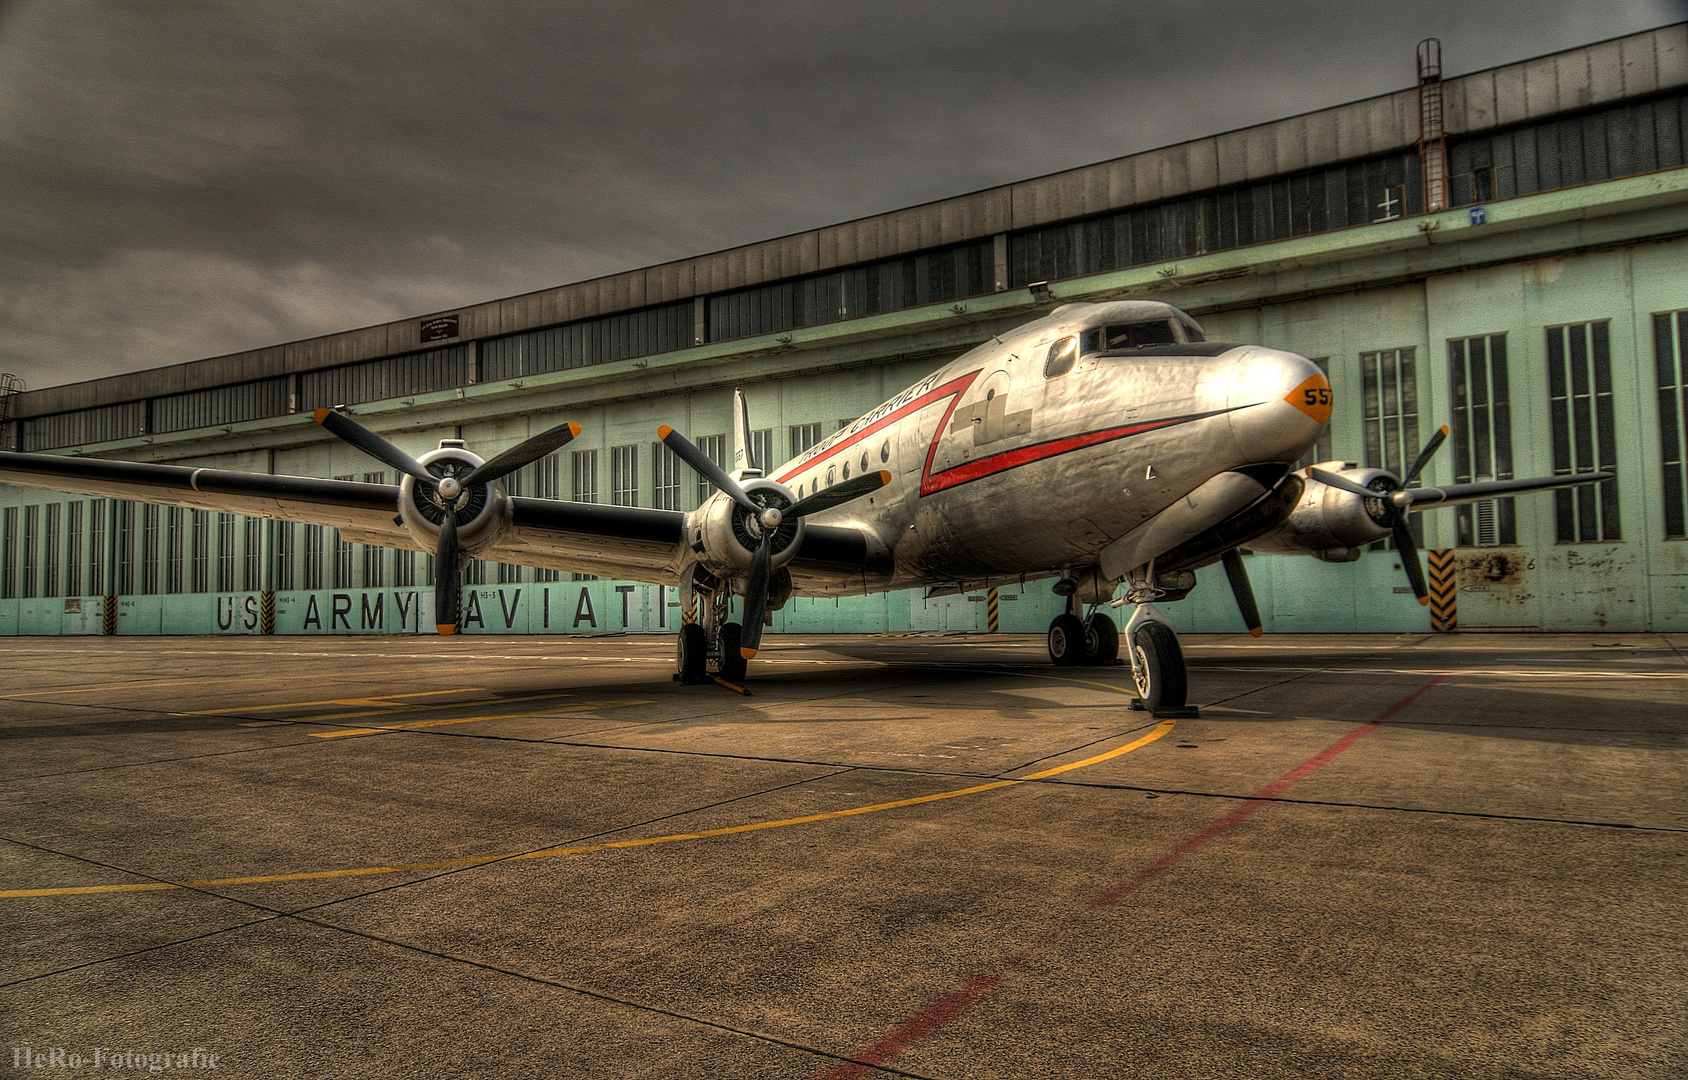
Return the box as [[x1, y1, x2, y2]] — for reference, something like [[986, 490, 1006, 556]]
[[1439, 424, 1450, 435], [1250, 627, 1264, 637], [739, 647, 757, 660], [568, 421, 581, 437], [877, 470, 892, 483], [312, 408, 332, 424], [1418, 596, 1430, 606], [436, 624, 459, 635], [657, 425, 674, 439]]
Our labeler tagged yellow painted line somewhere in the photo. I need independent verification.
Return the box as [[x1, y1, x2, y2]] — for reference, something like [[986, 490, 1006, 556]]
[[309, 701, 652, 738], [2, 716, 1176, 900], [179, 687, 487, 716]]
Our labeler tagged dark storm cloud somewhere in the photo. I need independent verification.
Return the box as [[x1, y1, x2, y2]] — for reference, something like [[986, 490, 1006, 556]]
[[0, 0, 1682, 389]]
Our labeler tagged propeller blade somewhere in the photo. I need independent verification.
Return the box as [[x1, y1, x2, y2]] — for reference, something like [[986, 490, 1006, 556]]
[[1405, 425, 1449, 483], [434, 509, 461, 635], [1390, 517, 1430, 606], [1220, 548, 1263, 637], [738, 535, 773, 659], [1307, 466, 1405, 507], [659, 425, 758, 514], [461, 421, 582, 487], [314, 409, 435, 484], [787, 470, 892, 518]]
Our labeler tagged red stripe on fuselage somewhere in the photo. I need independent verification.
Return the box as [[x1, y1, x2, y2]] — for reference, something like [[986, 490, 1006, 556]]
[[776, 370, 1237, 498]]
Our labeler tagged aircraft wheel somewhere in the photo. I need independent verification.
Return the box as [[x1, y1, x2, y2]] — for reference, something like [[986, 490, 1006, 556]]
[[1082, 613, 1120, 664], [1130, 622, 1187, 710], [676, 623, 709, 684], [717, 622, 748, 684], [1047, 614, 1085, 666]]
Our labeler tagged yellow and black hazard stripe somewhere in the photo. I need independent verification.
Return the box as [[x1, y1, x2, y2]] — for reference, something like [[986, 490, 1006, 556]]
[[260, 591, 276, 635], [1428, 548, 1457, 632], [986, 587, 1000, 633], [101, 595, 116, 635]]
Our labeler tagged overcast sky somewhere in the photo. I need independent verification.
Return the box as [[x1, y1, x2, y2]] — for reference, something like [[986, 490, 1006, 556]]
[[1, 0, 1683, 391]]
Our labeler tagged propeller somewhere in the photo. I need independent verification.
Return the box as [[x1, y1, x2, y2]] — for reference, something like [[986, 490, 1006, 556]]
[[1306, 424, 1451, 607], [659, 424, 890, 660], [1220, 548, 1263, 637], [314, 408, 581, 634]]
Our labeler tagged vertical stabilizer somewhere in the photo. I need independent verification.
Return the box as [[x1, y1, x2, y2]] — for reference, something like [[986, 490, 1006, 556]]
[[731, 387, 762, 479]]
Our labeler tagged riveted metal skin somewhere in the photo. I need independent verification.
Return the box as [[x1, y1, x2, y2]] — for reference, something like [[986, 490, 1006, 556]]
[[776, 299, 1327, 596]]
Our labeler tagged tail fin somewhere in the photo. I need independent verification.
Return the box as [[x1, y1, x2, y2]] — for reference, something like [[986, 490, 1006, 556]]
[[731, 388, 762, 478]]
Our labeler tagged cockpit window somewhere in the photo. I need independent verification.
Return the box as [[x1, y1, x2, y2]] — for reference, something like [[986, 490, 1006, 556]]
[[1180, 319, 1206, 342], [1101, 320, 1179, 350], [1044, 336, 1078, 378]]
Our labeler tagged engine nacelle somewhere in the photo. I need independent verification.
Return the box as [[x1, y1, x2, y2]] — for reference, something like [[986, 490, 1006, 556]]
[[1248, 464, 1393, 561], [684, 479, 805, 582], [395, 441, 513, 560]]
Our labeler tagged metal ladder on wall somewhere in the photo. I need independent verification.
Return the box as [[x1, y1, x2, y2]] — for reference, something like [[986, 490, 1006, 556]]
[[1418, 38, 1448, 214]]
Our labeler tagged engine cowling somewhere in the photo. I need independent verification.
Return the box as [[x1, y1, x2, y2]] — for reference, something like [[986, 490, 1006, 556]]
[[395, 441, 513, 559], [684, 478, 805, 582], [1248, 464, 1395, 563]]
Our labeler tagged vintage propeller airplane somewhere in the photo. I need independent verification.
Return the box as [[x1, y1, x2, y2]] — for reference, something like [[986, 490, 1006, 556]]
[[0, 299, 1611, 712]]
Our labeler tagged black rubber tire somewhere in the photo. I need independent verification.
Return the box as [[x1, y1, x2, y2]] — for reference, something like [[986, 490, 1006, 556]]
[[717, 622, 748, 684], [1083, 613, 1120, 664], [677, 623, 709, 684], [1047, 613, 1086, 666], [1130, 622, 1187, 709]]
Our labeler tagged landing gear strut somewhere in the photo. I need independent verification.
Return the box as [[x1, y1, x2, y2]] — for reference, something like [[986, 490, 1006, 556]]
[[1121, 573, 1198, 719], [675, 567, 748, 685]]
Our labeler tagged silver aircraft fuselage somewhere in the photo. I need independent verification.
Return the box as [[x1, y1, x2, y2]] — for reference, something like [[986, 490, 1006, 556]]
[[773, 300, 1329, 595]]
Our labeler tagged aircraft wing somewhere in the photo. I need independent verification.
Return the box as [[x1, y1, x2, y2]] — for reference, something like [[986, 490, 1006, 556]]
[[0, 450, 875, 586]]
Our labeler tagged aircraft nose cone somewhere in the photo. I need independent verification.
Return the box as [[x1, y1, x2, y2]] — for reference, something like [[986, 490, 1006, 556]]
[[1226, 349, 1331, 463]]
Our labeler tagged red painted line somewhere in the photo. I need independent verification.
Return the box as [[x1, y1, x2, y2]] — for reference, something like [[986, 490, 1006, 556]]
[[917, 413, 1205, 496], [811, 674, 1446, 1080]]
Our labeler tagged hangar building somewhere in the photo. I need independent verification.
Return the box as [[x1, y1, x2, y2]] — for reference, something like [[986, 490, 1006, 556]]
[[3, 24, 1687, 636]]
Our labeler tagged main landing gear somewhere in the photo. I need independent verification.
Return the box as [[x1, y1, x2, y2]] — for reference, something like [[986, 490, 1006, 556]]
[[1051, 573, 1198, 719], [675, 569, 748, 686]]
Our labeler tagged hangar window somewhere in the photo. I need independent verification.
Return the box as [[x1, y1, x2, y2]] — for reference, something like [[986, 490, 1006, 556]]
[[140, 505, 159, 596], [693, 434, 727, 504], [2, 506, 16, 598], [1044, 336, 1079, 378], [652, 440, 682, 511], [1361, 347, 1424, 551], [1547, 322, 1620, 543], [572, 449, 599, 504], [166, 507, 184, 594], [86, 500, 105, 597], [43, 504, 59, 599], [65, 501, 83, 598], [191, 510, 210, 593], [1654, 310, 1688, 539], [21, 504, 37, 598], [303, 525, 323, 591], [1448, 335, 1516, 547], [789, 423, 823, 459], [276, 523, 295, 591], [611, 445, 640, 507]]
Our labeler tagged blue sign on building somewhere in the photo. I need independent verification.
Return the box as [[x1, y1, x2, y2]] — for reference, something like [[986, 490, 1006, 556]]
[[1470, 205, 1488, 225]]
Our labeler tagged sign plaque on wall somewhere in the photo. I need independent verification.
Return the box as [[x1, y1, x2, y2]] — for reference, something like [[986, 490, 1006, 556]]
[[420, 314, 460, 343]]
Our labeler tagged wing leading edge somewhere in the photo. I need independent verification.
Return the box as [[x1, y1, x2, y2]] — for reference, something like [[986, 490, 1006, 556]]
[[0, 450, 877, 587]]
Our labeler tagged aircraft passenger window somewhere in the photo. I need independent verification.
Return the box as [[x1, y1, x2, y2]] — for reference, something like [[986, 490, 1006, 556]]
[[1103, 321, 1179, 350], [880, 440, 890, 463], [1044, 336, 1079, 378]]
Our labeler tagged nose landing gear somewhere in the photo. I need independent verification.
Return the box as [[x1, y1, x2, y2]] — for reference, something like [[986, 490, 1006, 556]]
[[1120, 576, 1199, 718]]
